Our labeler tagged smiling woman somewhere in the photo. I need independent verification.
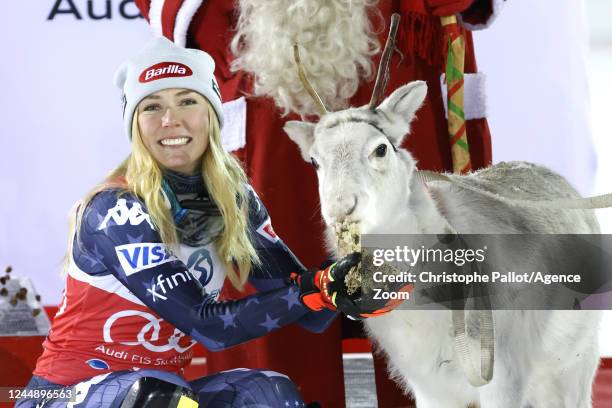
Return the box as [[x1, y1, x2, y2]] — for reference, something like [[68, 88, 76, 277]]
[[15, 36, 373, 408]]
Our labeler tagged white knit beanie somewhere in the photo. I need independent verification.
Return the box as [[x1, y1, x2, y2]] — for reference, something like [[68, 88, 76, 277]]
[[114, 36, 224, 139]]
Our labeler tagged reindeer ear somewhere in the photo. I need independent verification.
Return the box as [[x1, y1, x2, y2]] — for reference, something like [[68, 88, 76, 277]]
[[376, 81, 427, 143], [284, 121, 316, 162]]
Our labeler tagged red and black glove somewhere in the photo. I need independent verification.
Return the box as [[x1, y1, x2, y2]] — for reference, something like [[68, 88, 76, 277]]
[[293, 253, 412, 320], [291, 253, 363, 312], [425, 0, 476, 16]]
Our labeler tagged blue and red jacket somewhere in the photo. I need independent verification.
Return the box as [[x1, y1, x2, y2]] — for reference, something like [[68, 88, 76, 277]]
[[34, 187, 335, 385]]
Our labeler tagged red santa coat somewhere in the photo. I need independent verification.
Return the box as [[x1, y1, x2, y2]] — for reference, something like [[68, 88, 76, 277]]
[[134, 1, 501, 406]]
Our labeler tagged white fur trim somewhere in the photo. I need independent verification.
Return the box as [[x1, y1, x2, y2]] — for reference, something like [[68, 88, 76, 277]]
[[221, 97, 247, 152], [174, 0, 205, 47], [439, 72, 487, 120], [148, 0, 164, 37], [458, 0, 505, 31]]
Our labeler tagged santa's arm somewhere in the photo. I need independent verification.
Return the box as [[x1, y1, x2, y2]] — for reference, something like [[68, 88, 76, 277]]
[[459, 0, 506, 30]]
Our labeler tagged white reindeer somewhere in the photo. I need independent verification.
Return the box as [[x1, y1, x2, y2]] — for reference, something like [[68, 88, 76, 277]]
[[283, 43, 603, 407]]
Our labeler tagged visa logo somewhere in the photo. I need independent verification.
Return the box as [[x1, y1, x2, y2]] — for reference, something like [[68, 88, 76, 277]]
[[115, 243, 176, 276]]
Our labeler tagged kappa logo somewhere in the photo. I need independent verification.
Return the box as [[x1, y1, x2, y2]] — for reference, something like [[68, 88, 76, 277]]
[[257, 219, 279, 243], [98, 198, 154, 230], [115, 243, 176, 276], [139, 62, 193, 83]]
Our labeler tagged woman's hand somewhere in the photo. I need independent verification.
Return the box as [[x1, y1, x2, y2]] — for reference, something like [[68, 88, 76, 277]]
[[292, 252, 362, 312], [293, 252, 412, 320]]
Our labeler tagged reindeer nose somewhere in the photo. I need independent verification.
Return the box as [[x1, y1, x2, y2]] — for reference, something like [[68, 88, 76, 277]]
[[332, 195, 358, 220], [346, 196, 358, 216]]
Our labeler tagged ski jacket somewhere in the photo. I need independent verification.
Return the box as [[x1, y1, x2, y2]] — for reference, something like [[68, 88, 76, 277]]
[[34, 186, 335, 385]]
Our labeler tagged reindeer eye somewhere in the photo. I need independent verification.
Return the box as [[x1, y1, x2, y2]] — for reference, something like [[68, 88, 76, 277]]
[[374, 144, 387, 158], [310, 157, 320, 170]]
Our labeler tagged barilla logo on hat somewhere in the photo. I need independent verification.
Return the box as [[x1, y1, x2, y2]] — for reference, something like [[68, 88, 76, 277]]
[[139, 62, 193, 83]]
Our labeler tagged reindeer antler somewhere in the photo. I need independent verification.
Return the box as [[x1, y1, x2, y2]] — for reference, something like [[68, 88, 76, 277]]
[[369, 13, 401, 109], [293, 44, 328, 116]]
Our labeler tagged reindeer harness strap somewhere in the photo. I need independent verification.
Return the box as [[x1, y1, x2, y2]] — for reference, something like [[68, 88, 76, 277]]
[[416, 171, 495, 387]]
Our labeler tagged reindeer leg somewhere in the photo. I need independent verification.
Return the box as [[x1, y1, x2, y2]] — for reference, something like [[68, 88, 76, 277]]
[[477, 362, 528, 408], [524, 349, 599, 408], [522, 311, 600, 408]]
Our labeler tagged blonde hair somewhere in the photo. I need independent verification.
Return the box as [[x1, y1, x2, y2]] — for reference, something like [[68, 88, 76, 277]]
[[67, 102, 258, 290]]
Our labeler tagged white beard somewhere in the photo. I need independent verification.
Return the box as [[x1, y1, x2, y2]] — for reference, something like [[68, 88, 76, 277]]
[[230, 0, 380, 117]]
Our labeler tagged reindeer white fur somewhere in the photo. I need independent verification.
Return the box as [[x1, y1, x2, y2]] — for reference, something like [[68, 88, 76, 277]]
[[284, 81, 602, 408]]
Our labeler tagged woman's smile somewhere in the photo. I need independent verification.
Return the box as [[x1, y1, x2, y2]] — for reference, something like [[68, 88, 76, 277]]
[[159, 136, 192, 146]]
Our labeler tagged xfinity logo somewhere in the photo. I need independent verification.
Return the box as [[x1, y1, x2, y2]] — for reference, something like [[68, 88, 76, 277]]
[[147, 271, 194, 302], [48, 0, 142, 21], [139, 62, 193, 83], [115, 243, 176, 276]]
